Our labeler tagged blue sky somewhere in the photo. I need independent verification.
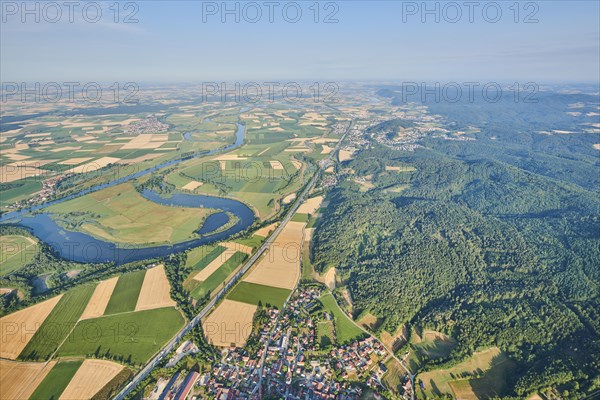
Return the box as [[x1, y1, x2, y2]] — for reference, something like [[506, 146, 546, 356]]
[[1, 1, 599, 83]]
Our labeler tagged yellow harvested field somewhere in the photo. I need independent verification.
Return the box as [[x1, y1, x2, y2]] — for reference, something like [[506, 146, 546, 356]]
[[193, 251, 235, 282], [0, 288, 14, 295], [59, 359, 124, 400], [0, 360, 57, 400], [381, 325, 407, 352], [0, 295, 63, 359], [182, 180, 204, 191], [254, 222, 278, 238], [290, 159, 303, 170], [283, 193, 296, 204], [297, 196, 324, 214], [120, 134, 167, 150], [322, 267, 336, 290], [244, 221, 304, 290], [59, 157, 94, 165], [221, 241, 253, 255], [312, 138, 339, 144], [135, 265, 177, 311], [339, 149, 355, 162], [269, 160, 284, 170], [321, 145, 333, 154], [79, 277, 119, 320], [214, 154, 247, 161], [304, 227, 315, 242], [71, 157, 121, 174], [50, 146, 81, 152], [0, 164, 44, 183], [4, 153, 30, 161], [385, 166, 402, 171], [203, 299, 257, 347]]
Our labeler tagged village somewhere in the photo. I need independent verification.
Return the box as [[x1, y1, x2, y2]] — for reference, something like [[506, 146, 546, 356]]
[[149, 286, 414, 400]]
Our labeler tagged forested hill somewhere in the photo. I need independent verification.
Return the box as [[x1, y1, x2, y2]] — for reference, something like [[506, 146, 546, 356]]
[[312, 92, 599, 397]]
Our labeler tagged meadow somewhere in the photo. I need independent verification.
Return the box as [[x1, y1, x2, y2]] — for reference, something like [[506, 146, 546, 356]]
[[319, 293, 364, 344], [227, 281, 291, 309], [45, 182, 217, 245], [57, 307, 185, 366], [416, 347, 512, 399], [0, 234, 39, 276]]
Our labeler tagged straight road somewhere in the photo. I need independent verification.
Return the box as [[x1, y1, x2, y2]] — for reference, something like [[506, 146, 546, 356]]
[[113, 122, 352, 400]]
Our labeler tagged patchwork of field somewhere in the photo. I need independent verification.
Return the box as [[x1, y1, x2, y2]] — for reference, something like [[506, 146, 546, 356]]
[[45, 182, 217, 245], [163, 107, 340, 220], [203, 299, 257, 347], [0, 295, 63, 359], [242, 221, 305, 290], [58, 359, 124, 400], [29, 360, 83, 400], [0, 359, 57, 400], [0, 234, 39, 276], [1, 266, 181, 368], [19, 284, 96, 360], [79, 276, 119, 320]]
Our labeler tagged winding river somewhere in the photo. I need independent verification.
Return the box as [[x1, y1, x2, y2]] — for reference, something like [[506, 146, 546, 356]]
[[0, 124, 256, 265]]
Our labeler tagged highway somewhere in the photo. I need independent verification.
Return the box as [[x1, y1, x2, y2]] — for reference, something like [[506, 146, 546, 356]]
[[113, 122, 351, 400]]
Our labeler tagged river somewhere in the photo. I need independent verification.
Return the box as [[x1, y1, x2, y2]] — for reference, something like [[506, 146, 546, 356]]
[[0, 123, 256, 265]]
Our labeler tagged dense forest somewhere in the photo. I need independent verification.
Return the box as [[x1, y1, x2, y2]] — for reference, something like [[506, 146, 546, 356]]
[[312, 91, 599, 397]]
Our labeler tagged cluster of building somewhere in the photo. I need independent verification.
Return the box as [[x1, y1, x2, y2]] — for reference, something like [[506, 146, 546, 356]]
[[124, 114, 169, 134], [4, 175, 61, 210]]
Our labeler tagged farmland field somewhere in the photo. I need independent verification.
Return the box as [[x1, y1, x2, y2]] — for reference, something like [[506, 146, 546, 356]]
[[0, 234, 39, 276], [0, 295, 63, 360], [59, 359, 125, 400], [57, 307, 185, 365], [227, 281, 291, 309], [417, 347, 512, 399], [190, 252, 247, 299], [29, 360, 83, 400], [203, 299, 257, 347], [19, 284, 96, 361], [0, 359, 57, 400], [104, 269, 146, 315], [135, 265, 176, 311], [319, 293, 363, 344], [45, 182, 218, 245]]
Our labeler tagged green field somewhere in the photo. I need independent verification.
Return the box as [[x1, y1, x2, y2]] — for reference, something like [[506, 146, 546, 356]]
[[0, 178, 42, 207], [19, 285, 96, 360], [0, 234, 39, 276], [45, 182, 218, 245], [227, 281, 291, 309], [29, 360, 83, 400], [104, 270, 146, 315], [317, 320, 335, 348], [319, 293, 364, 344], [292, 213, 310, 222], [57, 307, 185, 365], [190, 252, 247, 299], [186, 245, 224, 268]]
